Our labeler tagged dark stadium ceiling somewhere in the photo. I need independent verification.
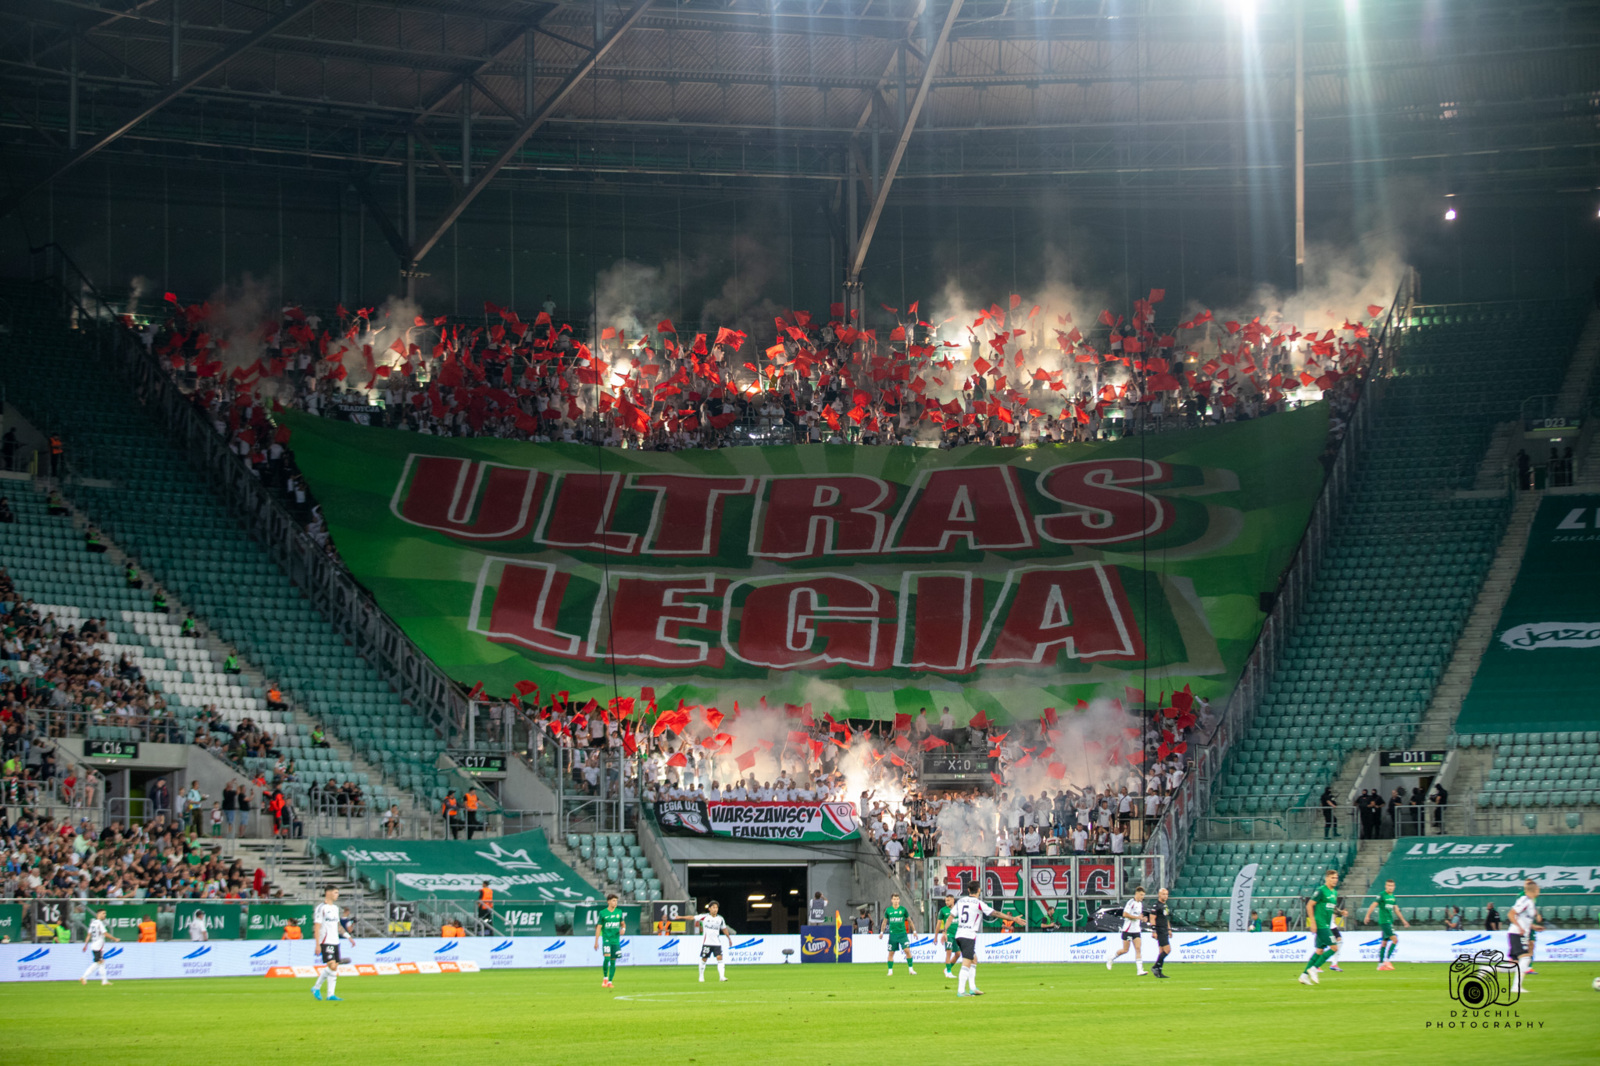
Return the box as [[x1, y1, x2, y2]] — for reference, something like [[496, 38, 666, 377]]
[[1, 0, 1597, 206]]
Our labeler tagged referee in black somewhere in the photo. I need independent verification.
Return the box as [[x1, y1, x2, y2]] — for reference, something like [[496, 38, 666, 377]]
[[1151, 886, 1173, 978]]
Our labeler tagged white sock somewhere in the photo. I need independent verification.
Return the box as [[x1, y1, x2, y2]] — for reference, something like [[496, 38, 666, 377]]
[[1136, 961, 1145, 974], [327, 972, 337, 997], [99, 963, 109, 983], [312, 969, 326, 991], [717, 960, 726, 980], [957, 967, 970, 993], [969, 966, 979, 991], [698, 961, 706, 980], [83, 962, 97, 981]]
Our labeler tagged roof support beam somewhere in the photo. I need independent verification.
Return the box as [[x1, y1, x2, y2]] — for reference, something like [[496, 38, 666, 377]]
[[412, 11, 554, 125], [0, 0, 322, 220], [848, 0, 961, 284], [407, 0, 654, 267], [349, 172, 411, 264]]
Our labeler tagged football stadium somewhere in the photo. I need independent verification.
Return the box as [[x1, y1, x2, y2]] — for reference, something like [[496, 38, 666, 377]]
[[1, 0, 1598, 1061]]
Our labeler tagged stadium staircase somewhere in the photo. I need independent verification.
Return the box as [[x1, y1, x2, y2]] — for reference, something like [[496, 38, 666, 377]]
[[0, 279, 470, 834], [1341, 838, 1396, 899], [1174, 298, 1590, 922]]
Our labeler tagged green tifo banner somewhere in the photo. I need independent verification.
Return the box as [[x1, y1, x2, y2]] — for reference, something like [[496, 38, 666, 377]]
[[1457, 495, 1600, 734], [316, 830, 600, 902], [284, 404, 1328, 717], [1376, 835, 1600, 898]]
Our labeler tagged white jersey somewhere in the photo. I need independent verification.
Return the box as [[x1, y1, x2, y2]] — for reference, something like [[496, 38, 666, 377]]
[[1120, 898, 1144, 934], [86, 918, 107, 950], [953, 896, 995, 938], [696, 913, 729, 946], [1509, 895, 1537, 937], [314, 903, 344, 946]]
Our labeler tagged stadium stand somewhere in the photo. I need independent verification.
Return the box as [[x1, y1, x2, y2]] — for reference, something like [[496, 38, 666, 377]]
[[566, 832, 663, 901], [1216, 300, 1587, 813], [1464, 732, 1600, 811], [1172, 299, 1591, 914], [1174, 839, 1355, 927], [0, 281, 453, 826]]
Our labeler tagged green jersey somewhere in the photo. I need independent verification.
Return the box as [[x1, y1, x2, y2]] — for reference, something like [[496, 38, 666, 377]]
[[936, 905, 952, 932], [885, 905, 910, 938], [1312, 884, 1337, 930], [1375, 891, 1398, 926], [598, 908, 625, 942]]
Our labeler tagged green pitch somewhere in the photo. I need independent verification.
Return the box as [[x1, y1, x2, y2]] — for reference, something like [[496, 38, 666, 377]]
[[4, 963, 1597, 1065]]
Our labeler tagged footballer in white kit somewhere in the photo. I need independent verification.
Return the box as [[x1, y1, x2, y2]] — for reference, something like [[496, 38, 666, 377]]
[[1107, 886, 1148, 974], [310, 887, 354, 1001], [694, 901, 733, 983], [951, 879, 1020, 997], [1508, 879, 1540, 992], [80, 910, 120, 986]]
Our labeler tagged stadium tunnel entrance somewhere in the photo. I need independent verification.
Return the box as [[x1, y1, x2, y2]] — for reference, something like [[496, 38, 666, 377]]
[[686, 864, 807, 935]]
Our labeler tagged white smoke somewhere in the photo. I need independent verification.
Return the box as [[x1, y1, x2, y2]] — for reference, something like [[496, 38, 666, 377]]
[[593, 259, 674, 348], [201, 273, 277, 376]]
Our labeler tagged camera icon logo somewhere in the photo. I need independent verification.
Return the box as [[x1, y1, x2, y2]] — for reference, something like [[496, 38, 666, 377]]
[[1447, 949, 1521, 1007]]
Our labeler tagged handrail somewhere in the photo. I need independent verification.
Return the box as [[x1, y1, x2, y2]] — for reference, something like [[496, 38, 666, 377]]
[[27, 243, 469, 763], [1143, 267, 1419, 886]]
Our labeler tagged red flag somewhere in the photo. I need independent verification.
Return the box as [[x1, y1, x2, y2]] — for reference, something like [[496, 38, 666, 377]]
[[667, 753, 687, 768], [703, 707, 725, 731], [1047, 762, 1066, 780], [893, 713, 912, 732], [919, 736, 950, 751], [968, 710, 991, 730], [736, 748, 758, 771], [513, 680, 539, 697]]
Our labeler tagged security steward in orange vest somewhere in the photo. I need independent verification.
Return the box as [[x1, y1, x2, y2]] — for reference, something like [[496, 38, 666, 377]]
[[442, 791, 460, 839], [464, 788, 481, 841], [137, 916, 158, 942], [477, 881, 494, 929]]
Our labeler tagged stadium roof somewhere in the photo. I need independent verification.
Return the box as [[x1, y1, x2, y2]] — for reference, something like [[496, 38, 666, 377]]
[[2, 0, 1596, 271]]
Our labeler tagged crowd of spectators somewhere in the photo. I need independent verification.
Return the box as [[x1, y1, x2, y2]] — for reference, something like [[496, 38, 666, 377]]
[[133, 293, 1375, 532], [516, 687, 1210, 866], [0, 812, 270, 902]]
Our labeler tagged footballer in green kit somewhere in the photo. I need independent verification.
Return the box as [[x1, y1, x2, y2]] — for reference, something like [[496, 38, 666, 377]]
[[1362, 878, 1410, 971], [882, 893, 917, 975], [1299, 869, 1340, 986], [936, 895, 958, 978], [594, 893, 626, 988]]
